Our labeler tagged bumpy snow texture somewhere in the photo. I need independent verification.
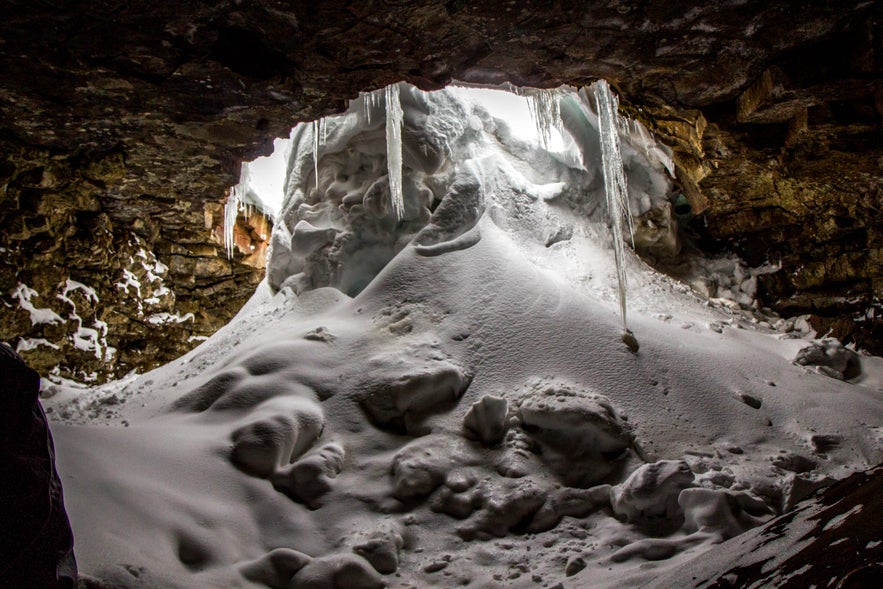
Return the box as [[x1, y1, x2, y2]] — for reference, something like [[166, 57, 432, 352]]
[[47, 84, 883, 589]]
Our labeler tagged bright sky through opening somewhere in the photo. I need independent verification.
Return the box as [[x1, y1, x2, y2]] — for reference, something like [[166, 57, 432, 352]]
[[239, 87, 567, 217]]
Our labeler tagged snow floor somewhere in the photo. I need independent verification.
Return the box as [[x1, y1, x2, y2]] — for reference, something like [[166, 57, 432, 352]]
[[46, 216, 883, 589]]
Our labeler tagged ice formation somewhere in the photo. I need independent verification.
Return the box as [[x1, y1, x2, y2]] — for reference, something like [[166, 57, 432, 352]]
[[44, 83, 883, 589], [268, 82, 671, 300], [224, 184, 241, 259], [385, 83, 405, 220], [312, 119, 321, 191], [594, 79, 635, 330], [526, 88, 561, 149]]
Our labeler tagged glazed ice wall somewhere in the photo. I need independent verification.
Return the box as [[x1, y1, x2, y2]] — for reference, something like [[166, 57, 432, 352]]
[[267, 83, 675, 297]]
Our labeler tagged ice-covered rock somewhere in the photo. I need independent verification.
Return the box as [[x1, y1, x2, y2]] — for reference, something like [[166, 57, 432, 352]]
[[771, 451, 817, 474], [463, 395, 509, 446], [392, 435, 477, 499], [455, 476, 547, 540], [514, 381, 635, 487], [229, 397, 325, 478], [781, 471, 836, 511], [271, 442, 345, 508], [495, 428, 538, 479], [610, 460, 695, 526], [429, 470, 482, 519], [351, 520, 404, 574], [239, 548, 312, 589], [359, 353, 471, 434], [794, 338, 861, 380], [632, 202, 680, 259], [288, 553, 385, 589], [529, 484, 612, 533], [679, 488, 773, 539]]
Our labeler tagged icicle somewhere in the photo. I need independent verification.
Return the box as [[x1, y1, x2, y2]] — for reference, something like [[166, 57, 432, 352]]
[[385, 83, 405, 220], [224, 185, 240, 260], [594, 79, 635, 331], [312, 119, 320, 192], [635, 121, 652, 158], [364, 89, 383, 126], [527, 89, 561, 149]]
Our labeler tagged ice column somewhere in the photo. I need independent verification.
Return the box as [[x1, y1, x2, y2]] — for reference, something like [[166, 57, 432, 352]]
[[527, 89, 561, 149], [594, 80, 634, 330], [385, 83, 405, 220]]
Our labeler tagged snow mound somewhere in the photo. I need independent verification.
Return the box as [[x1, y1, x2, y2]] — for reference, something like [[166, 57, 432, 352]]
[[514, 380, 636, 487], [46, 84, 883, 589]]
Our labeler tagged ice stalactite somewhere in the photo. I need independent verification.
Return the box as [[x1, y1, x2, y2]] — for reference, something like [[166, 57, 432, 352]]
[[363, 89, 384, 125], [593, 80, 635, 333], [527, 89, 561, 150], [385, 83, 405, 220], [224, 183, 242, 260], [312, 119, 321, 193]]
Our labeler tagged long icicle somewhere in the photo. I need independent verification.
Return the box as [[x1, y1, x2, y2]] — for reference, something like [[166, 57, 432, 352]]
[[594, 79, 634, 332], [312, 119, 320, 193], [224, 184, 240, 260], [385, 83, 405, 220]]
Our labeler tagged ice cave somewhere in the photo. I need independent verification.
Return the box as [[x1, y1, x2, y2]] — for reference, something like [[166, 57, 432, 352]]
[[2, 3, 882, 589]]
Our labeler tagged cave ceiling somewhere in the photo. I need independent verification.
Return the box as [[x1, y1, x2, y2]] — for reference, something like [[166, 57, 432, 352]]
[[0, 0, 880, 380]]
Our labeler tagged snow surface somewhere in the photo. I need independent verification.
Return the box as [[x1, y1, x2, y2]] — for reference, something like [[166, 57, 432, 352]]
[[46, 84, 883, 589]]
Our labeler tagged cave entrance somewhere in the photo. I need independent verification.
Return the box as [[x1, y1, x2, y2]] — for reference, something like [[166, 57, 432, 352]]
[[226, 82, 679, 309]]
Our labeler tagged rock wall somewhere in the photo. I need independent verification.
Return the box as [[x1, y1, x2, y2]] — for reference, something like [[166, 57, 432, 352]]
[[1, 0, 880, 381], [0, 140, 269, 381]]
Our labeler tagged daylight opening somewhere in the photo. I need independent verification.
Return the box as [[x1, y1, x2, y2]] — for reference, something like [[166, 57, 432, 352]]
[[227, 82, 678, 332]]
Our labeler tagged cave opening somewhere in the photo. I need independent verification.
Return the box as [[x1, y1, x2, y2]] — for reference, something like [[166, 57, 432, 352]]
[[2, 3, 881, 586]]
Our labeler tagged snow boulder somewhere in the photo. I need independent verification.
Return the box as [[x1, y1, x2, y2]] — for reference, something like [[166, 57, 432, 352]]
[[679, 488, 773, 540], [794, 338, 861, 380], [514, 381, 635, 487], [271, 442, 345, 508], [463, 395, 509, 446], [610, 460, 695, 527], [350, 520, 404, 574], [288, 554, 385, 589], [239, 548, 312, 589], [359, 352, 471, 434], [391, 434, 477, 500], [229, 396, 325, 478]]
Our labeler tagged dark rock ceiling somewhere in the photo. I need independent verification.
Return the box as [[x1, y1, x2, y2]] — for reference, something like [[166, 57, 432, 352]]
[[1, 0, 880, 380]]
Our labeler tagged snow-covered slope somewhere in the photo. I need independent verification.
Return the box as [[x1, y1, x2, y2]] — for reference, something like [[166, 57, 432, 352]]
[[48, 84, 883, 589]]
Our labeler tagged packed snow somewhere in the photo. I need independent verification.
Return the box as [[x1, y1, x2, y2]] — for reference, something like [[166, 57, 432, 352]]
[[44, 83, 883, 589]]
